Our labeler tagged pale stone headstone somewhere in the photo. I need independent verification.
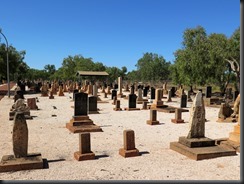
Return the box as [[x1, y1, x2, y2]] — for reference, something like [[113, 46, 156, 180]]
[[187, 92, 205, 138]]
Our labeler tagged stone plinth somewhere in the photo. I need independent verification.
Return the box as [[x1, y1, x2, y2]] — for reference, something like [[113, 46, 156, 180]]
[[171, 109, 184, 123], [66, 116, 103, 133], [119, 130, 140, 158], [0, 153, 43, 172], [141, 101, 148, 110], [147, 110, 159, 125], [74, 133, 95, 161]]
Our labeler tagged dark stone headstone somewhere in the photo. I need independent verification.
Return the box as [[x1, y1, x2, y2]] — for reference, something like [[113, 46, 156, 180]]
[[88, 96, 97, 112], [130, 85, 135, 94], [150, 87, 155, 99], [111, 89, 117, 100], [114, 84, 118, 89], [74, 92, 88, 116], [20, 83, 26, 93], [143, 88, 148, 97], [205, 86, 212, 98], [180, 94, 187, 108], [14, 90, 24, 102], [138, 85, 142, 89], [171, 87, 176, 97], [128, 94, 137, 108]]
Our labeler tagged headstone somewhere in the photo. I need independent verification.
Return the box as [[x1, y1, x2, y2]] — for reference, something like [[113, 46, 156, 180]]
[[170, 91, 236, 160], [74, 92, 88, 116], [146, 109, 160, 125], [92, 85, 97, 97], [119, 130, 140, 158], [141, 101, 148, 110], [180, 94, 187, 108], [111, 89, 117, 100], [136, 88, 143, 104], [73, 89, 79, 100], [128, 94, 137, 108], [187, 90, 192, 102], [171, 87, 176, 97], [150, 87, 155, 100], [49, 91, 54, 99], [74, 133, 95, 161], [112, 96, 117, 105], [27, 98, 38, 110], [114, 84, 118, 89], [57, 86, 64, 96], [151, 89, 164, 108], [143, 88, 148, 97], [171, 109, 184, 123], [114, 100, 122, 111], [205, 86, 212, 98], [14, 90, 24, 102], [88, 96, 98, 113], [217, 103, 234, 122], [166, 90, 172, 102], [130, 85, 135, 94]]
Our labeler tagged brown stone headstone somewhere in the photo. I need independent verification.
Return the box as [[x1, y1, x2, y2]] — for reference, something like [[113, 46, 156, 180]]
[[114, 100, 122, 111], [74, 133, 95, 161], [171, 109, 184, 123], [119, 130, 140, 158], [27, 98, 38, 110], [147, 109, 159, 125]]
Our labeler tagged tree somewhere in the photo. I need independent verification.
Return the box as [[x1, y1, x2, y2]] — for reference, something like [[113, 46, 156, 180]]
[[135, 52, 171, 82]]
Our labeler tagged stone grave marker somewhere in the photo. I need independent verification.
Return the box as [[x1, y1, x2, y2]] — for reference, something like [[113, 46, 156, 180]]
[[170, 92, 236, 160], [113, 100, 122, 111], [27, 98, 38, 110], [166, 90, 172, 102], [0, 112, 44, 172], [150, 87, 155, 100], [146, 109, 160, 125], [74, 133, 95, 161], [180, 94, 187, 108], [119, 130, 140, 158], [136, 88, 144, 104], [124, 94, 140, 111], [88, 96, 98, 114], [205, 86, 212, 98], [171, 109, 184, 123], [111, 89, 117, 100]]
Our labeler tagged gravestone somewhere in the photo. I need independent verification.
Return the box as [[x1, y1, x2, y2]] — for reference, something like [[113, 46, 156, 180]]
[[166, 90, 172, 102], [170, 92, 236, 160], [73, 89, 79, 100], [0, 112, 44, 172], [111, 89, 117, 100], [124, 94, 140, 111], [74, 133, 95, 161], [57, 86, 64, 96], [40, 84, 49, 97], [151, 89, 164, 108], [141, 101, 148, 110], [66, 92, 102, 133], [112, 96, 117, 105], [136, 88, 144, 104], [146, 109, 160, 125], [92, 85, 97, 97], [143, 88, 148, 97], [150, 87, 155, 100], [130, 85, 135, 94], [114, 84, 118, 89], [117, 77, 125, 98], [205, 86, 212, 98], [49, 91, 54, 99], [119, 130, 140, 158], [170, 87, 176, 97], [27, 98, 38, 110], [88, 96, 98, 114], [14, 90, 24, 102], [9, 99, 32, 120], [187, 90, 192, 102], [217, 103, 235, 122], [113, 100, 122, 111], [171, 109, 184, 123], [180, 94, 187, 108]]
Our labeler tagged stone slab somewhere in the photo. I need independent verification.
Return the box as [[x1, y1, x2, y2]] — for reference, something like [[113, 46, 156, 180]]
[[0, 153, 43, 172], [219, 140, 240, 153], [119, 148, 140, 158], [66, 123, 103, 133], [146, 120, 160, 125], [74, 151, 95, 161], [170, 142, 236, 160], [178, 136, 216, 148]]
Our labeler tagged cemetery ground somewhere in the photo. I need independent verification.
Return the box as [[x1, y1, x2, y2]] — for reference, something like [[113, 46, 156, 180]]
[[0, 87, 240, 180]]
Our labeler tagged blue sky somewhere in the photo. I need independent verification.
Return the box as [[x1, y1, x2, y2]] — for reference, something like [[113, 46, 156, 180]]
[[0, 0, 240, 72]]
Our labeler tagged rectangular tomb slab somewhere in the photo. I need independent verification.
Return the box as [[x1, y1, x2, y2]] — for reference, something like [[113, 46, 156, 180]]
[[170, 142, 236, 161], [0, 153, 43, 172]]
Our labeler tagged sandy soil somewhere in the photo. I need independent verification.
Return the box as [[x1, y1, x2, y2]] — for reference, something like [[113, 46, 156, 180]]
[[0, 88, 240, 181]]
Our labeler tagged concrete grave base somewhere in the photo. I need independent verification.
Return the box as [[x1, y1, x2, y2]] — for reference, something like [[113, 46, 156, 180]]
[[124, 107, 140, 111], [178, 136, 216, 148], [219, 140, 240, 153], [0, 153, 43, 172], [74, 151, 95, 161], [66, 116, 103, 133], [171, 119, 185, 123], [146, 120, 160, 125], [170, 142, 236, 161], [119, 148, 140, 158]]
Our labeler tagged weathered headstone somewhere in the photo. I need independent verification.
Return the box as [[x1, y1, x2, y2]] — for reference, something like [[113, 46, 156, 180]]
[[136, 88, 144, 104], [141, 101, 148, 110], [170, 87, 176, 97], [217, 103, 235, 122], [74, 133, 95, 161], [9, 99, 32, 120], [113, 100, 122, 111], [166, 90, 172, 102], [187, 90, 192, 102], [88, 96, 98, 114], [57, 86, 64, 96], [170, 92, 236, 160], [143, 88, 148, 97], [119, 130, 140, 158], [0, 112, 44, 172], [124, 94, 140, 111], [151, 89, 164, 108], [75, 92, 88, 116], [147, 109, 160, 125], [111, 89, 117, 100], [14, 90, 24, 102]]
